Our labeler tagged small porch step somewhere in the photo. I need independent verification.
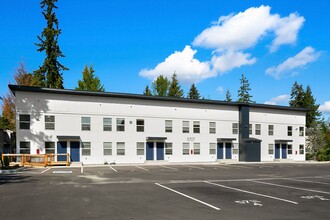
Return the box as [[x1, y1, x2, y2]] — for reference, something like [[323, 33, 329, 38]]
[[70, 162, 83, 167]]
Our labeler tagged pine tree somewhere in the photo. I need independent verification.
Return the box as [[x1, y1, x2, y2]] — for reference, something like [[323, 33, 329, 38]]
[[75, 65, 105, 92], [143, 85, 152, 96], [225, 90, 232, 102], [168, 73, 184, 98], [289, 81, 305, 108], [187, 83, 200, 99], [237, 73, 253, 103], [151, 75, 170, 96], [34, 0, 68, 88]]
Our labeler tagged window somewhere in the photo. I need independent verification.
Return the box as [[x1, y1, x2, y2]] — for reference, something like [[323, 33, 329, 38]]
[[249, 124, 252, 135], [255, 124, 261, 135], [117, 142, 125, 155], [116, 118, 125, 131], [299, 145, 304, 154], [193, 143, 200, 155], [209, 122, 216, 134], [232, 144, 239, 155], [268, 144, 274, 155], [193, 121, 200, 133], [45, 115, 55, 130], [81, 117, 91, 131], [232, 123, 238, 134], [45, 142, 55, 154], [299, 127, 304, 136], [268, 125, 274, 136], [82, 142, 91, 156], [287, 145, 292, 155], [183, 143, 189, 155], [182, 121, 189, 133], [136, 119, 144, 132], [103, 118, 112, 131], [20, 141, 30, 154], [209, 143, 216, 155], [103, 142, 112, 155], [165, 143, 173, 155], [287, 126, 292, 136], [165, 120, 172, 133], [19, 114, 30, 130], [136, 142, 144, 155]]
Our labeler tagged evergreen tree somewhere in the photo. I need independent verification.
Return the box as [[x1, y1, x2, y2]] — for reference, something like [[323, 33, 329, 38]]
[[237, 73, 253, 103], [168, 73, 184, 98], [143, 85, 152, 96], [304, 85, 321, 128], [151, 75, 170, 96], [187, 83, 200, 99], [34, 0, 68, 88], [75, 65, 105, 92], [289, 81, 305, 108], [225, 90, 232, 102]]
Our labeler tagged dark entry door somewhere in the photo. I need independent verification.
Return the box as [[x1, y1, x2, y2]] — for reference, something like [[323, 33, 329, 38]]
[[70, 141, 80, 162], [275, 144, 280, 159], [156, 142, 164, 160], [225, 143, 232, 159], [146, 142, 154, 160], [57, 141, 67, 161], [217, 143, 223, 159], [282, 144, 287, 159]]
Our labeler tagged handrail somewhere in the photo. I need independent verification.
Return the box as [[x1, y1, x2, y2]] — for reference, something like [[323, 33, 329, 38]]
[[1, 153, 71, 167]]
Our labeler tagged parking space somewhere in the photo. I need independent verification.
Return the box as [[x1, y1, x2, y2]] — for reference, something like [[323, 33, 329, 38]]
[[1, 163, 330, 219]]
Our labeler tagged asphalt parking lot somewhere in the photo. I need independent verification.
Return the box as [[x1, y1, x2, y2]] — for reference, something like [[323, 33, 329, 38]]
[[1, 163, 330, 220]]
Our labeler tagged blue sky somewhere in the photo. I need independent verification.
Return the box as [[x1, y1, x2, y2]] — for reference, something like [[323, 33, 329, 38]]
[[1, 0, 329, 117]]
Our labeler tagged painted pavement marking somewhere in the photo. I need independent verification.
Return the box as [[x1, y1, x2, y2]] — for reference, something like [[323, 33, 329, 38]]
[[204, 181, 298, 204], [251, 180, 330, 195], [159, 165, 178, 171], [41, 167, 51, 174], [235, 199, 263, 207], [282, 178, 330, 185], [155, 183, 221, 210], [183, 165, 205, 170], [135, 165, 149, 171], [109, 165, 118, 173]]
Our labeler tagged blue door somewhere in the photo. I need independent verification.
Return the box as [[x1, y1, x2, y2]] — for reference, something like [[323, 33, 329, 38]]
[[275, 144, 280, 159], [70, 141, 80, 162], [225, 143, 232, 159], [217, 143, 223, 159], [57, 141, 67, 161], [146, 142, 154, 160], [282, 144, 287, 159], [156, 142, 164, 160]]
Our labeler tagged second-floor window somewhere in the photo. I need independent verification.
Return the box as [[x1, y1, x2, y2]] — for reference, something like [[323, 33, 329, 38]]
[[45, 115, 55, 130], [136, 119, 144, 132], [299, 127, 304, 136], [193, 121, 200, 133], [103, 118, 112, 131], [249, 124, 252, 135], [81, 117, 91, 131], [288, 126, 293, 136], [19, 114, 30, 130], [268, 125, 274, 136], [255, 124, 261, 135], [165, 120, 172, 133], [182, 121, 189, 133], [116, 118, 125, 131], [232, 123, 238, 134], [209, 122, 216, 134]]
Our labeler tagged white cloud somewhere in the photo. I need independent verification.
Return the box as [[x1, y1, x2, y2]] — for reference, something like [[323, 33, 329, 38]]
[[264, 94, 290, 105], [319, 101, 330, 114], [216, 86, 224, 94], [193, 5, 304, 52], [266, 46, 320, 79], [211, 51, 256, 73], [139, 45, 215, 83]]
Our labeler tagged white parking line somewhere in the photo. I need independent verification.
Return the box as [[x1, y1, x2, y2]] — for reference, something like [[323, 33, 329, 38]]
[[226, 165, 252, 169], [204, 181, 298, 204], [282, 178, 330, 185], [251, 180, 330, 195], [109, 165, 118, 173], [135, 165, 149, 171], [183, 165, 204, 170], [159, 165, 178, 170], [155, 183, 220, 210], [41, 167, 51, 174]]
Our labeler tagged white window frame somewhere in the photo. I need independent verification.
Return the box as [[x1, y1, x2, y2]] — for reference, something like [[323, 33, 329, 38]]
[[249, 124, 252, 135], [268, 144, 274, 155], [209, 143, 216, 155], [117, 142, 125, 155], [183, 143, 189, 155], [136, 142, 144, 155], [299, 145, 304, 154], [165, 143, 173, 155], [19, 141, 30, 154], [82, 142, 91, 156], [193, 121, 200, 133], [103, 118, 112, 131], [103, 142, 112, 155], [299, 127, 304, 137], [81, 117, 91, 131], [45, 115, 55, 130], [182, 121, 189, 133], [165, 120, 172, 133], [255, 124, 261, 135], [19, 114, 30, 130], [193, 143, 200, 155], [136, 119, 144, 132], [116, 118, 125, 132], [287, 144, 293, 155], [209, 122, 216, 134], [45, 142, 55, 154], [288, 126, 293, 136], [268, 125, 274, 136], [232, 123, 238, 134]]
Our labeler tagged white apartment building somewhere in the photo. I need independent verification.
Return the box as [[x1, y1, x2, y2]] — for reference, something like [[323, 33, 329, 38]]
[[10, 85, 307, 164]]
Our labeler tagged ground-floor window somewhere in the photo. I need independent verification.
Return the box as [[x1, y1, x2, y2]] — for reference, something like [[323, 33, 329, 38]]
[[117, 142, 125, 155], [268, 144, 274, 155], [287, 145, 292, 155], [232, 144, 238, 154], [45, 142, 55, 154], [136, 142, 144, 155], [299, 145, 304, 154], [20, 141, 30, 154], [103, 142, 112, 155], [165, 143, 173, 155], [193, 143, 200, 155], [209, 143, 216, 155], [183, 143, 189, 155], [82, 142, 91, 156]]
